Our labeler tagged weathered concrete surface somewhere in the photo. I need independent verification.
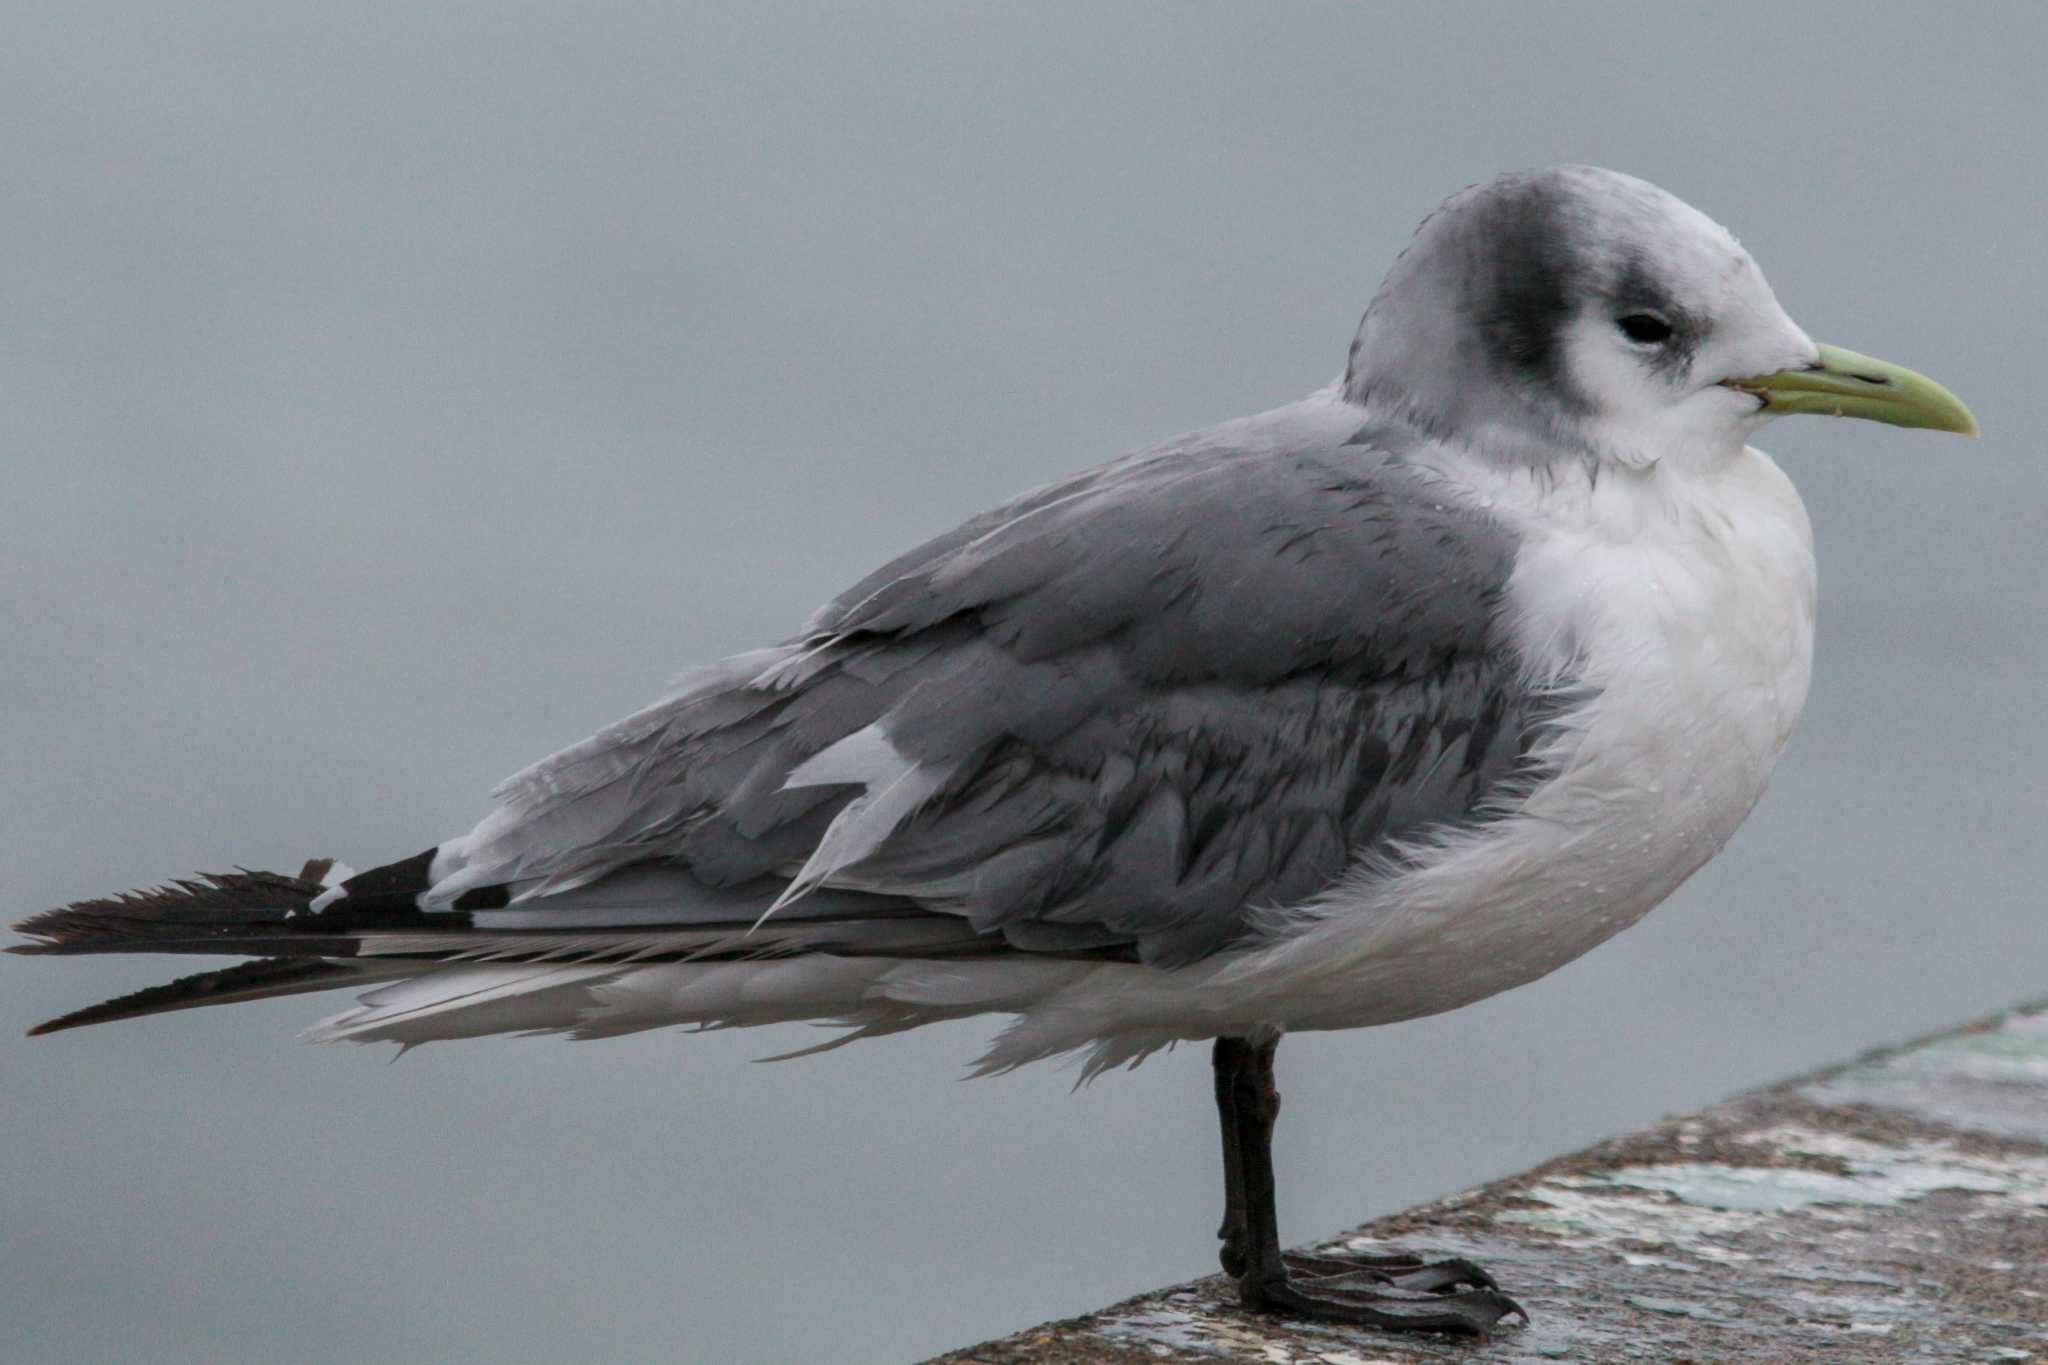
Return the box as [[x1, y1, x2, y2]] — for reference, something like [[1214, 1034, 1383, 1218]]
[[928, 1001, 2048, 1364]]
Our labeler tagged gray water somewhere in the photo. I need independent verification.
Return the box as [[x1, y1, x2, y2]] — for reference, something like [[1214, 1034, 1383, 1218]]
[[4, 6, 2042, 1362]]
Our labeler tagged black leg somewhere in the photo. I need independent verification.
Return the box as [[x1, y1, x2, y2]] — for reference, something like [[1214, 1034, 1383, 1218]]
[[1209, 1033, 1526, 1336], [1212, 1038, 1253, 1278]]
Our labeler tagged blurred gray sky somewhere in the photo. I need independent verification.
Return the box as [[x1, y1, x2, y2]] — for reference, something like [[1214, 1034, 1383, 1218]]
[[3, 5, 2041, 1362]]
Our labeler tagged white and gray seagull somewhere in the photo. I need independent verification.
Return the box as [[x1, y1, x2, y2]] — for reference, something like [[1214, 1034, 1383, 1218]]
[[17, 166, 1977, 1335]]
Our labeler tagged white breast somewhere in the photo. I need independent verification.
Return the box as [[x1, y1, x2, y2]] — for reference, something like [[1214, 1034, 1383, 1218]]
[[875, 442, 1818, 1074], [1236, 444, 1817, 1032]]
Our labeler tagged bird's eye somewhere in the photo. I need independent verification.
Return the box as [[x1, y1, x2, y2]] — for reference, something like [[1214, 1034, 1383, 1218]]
[[1616, 313, 1675, 345]]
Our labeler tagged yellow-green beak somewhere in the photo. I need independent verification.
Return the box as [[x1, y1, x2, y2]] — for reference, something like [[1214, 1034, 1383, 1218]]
[[1723, 343, 1978, 436]]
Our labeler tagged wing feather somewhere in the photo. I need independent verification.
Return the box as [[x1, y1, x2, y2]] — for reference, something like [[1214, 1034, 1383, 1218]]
[[427, 414, 1545, 966]]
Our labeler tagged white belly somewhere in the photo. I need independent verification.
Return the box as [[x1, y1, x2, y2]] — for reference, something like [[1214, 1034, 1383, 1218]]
[[1231, 444, 1819, 1032], [772, 444, 1821, 1076]]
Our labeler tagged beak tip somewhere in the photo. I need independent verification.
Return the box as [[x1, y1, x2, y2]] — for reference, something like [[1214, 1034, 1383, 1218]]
[[1933, 405, 1981, 438]]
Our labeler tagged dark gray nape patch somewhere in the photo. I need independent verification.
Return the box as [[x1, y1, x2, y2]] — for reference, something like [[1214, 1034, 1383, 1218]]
[[1460, 177, 1591, 413]]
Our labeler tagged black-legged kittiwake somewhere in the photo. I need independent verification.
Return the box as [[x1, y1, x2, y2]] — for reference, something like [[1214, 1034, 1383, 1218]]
[[16, 166, 1978, 1334]]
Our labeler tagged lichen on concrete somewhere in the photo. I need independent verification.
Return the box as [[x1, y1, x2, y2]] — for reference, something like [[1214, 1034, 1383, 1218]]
[[927, 1000, 2048, 1364]]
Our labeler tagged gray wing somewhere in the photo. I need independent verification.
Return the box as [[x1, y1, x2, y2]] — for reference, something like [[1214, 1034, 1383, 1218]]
[[430, 434, 1544, 966]]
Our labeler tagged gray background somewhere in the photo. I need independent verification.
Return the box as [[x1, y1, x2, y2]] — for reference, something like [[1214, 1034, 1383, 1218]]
[[3, 5, 2041, 1362]]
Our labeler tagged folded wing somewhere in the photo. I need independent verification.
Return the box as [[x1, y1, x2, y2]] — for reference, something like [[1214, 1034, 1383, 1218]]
[[427, 433, 1541, 967]]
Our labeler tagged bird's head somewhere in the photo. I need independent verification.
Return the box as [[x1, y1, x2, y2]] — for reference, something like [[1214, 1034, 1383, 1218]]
[[1344, 165, 1976, 471]]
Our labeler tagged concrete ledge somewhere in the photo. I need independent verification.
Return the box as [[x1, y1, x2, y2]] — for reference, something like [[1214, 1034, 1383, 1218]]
[[927, 1000, 2048, 1364]]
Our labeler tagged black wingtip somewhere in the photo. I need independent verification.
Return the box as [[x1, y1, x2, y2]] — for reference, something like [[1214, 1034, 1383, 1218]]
[[24, 957, 366, 1036], [11, 867, 327, 955]]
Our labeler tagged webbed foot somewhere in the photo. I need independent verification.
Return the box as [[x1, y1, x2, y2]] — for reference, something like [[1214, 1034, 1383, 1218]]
[[1242, 1266, 1525, 1335]]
